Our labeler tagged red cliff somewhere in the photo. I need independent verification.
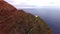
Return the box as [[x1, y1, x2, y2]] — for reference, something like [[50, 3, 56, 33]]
[[0, 0, 54, 34]]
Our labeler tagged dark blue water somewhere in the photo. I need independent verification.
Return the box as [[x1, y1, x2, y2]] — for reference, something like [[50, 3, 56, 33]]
[[21, 8, 60, 34]]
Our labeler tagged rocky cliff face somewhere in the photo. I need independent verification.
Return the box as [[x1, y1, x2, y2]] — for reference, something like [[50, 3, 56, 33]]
[[0, 1, 53, 34]]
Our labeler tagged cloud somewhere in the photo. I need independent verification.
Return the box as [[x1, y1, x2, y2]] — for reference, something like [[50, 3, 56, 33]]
[[4, 0, 60, 8]]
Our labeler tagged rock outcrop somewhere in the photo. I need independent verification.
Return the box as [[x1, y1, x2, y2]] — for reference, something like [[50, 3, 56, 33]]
[[0, 0, 54, 34]]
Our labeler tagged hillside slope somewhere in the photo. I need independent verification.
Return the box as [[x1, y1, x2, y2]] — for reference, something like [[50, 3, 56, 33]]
[[0, 0, 53, 34]]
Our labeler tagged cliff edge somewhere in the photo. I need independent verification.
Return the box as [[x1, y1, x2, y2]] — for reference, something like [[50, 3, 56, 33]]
[[0, 1, 54, 34]]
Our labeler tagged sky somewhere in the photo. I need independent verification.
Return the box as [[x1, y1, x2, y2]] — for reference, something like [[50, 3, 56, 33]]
[[4, 0, 60, 8]]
